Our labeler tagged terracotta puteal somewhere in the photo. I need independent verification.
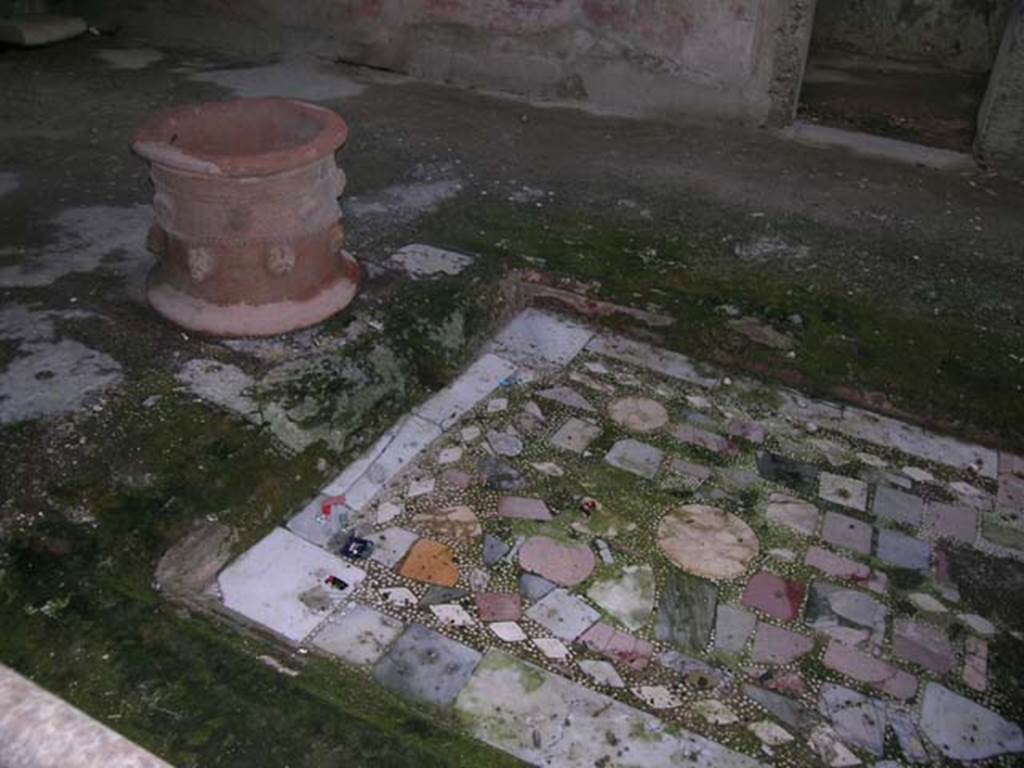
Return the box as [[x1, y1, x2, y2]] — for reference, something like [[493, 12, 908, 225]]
[[132, 97, 358, 336]]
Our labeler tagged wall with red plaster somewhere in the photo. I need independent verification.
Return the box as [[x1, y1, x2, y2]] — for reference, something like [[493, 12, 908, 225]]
[[76, 0, 816, 124], [329, 0, 768, 91]]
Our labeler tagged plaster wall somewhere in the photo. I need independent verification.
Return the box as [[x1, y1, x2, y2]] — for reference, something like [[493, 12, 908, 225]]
[[75, 0, 816, 125], [73, 0, 1023, 170]]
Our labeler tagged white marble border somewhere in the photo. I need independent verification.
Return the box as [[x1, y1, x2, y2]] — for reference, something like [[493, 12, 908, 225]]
[[287, 308, 1005, 550], [214, 306, 1018, 768]]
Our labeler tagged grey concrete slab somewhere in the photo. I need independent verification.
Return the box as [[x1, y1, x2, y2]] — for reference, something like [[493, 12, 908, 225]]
[[373, 624, 482, 707], [714, 605, 757, 654], [519, 573, 557, 601], [840, 405, 998, 479], [485, 308, 594, 369], [312, 603, 404, 666], [819, 472, 869, 512], [818, 683, 886, 756], [549, 417, 602, 454], [806, 581, 888, 650], [524, 588, 600, 641], [330, 415, 443, 510], [536, 386, 595, 412], [415, 353, 517, 429], [872, 485, 925, 527], [604, 438, 664, 479], [876, 529, 932, 570], [920, 682, 1024, 761], [586, 333, 720, 388], [366, 527, 419, 568], [321, 420, 398, 496]]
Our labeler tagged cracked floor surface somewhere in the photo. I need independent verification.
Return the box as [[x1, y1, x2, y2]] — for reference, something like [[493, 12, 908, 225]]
[[2, 33, 1024, 768]]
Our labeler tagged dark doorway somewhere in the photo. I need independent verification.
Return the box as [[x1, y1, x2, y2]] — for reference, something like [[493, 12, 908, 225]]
[[798, 0, 1013, 152]]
